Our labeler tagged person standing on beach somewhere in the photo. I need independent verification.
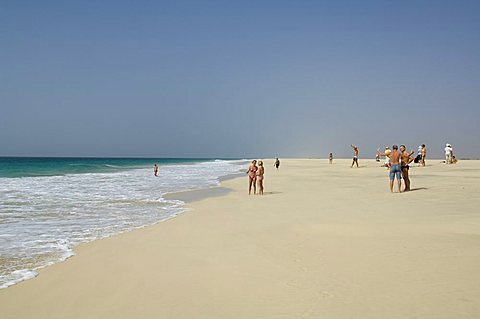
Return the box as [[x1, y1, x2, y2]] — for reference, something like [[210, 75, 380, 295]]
[[381, 147, 391, 169], [257, 161, 265, 195], [153, 163, 158, 177], [274, 158, 280, 170], [247, 160, 258, 195], [329, 153, 333, 164], [421, 144, 427, 166], [351, 145, 359, 168], [445, 144, 453, 164], [378, 145, 402, 193], [400, 145, 415, 192]]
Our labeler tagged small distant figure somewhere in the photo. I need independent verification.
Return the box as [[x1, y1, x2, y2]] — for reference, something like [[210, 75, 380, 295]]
[[350, 144, 359, 168], [329, 153, 333, 164], [414, 145, 422, 164], [375, 153, 380, 162], [381, 147, 391, 169], [247, 160, 258, 195], [378, 145, 402, 193], [257, 161, 265, 195], [445, 144, 453, 164], [420, 144, 427, 166], [274, 158, 280, 170], [400, 145, 415, 192], [153, 163, 158, 176]]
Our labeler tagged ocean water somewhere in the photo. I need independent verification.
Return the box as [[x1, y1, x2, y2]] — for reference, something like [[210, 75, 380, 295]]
[[0, 157, 246, 289]]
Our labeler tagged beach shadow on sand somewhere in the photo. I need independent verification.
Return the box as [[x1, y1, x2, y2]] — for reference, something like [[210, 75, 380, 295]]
[[408, 187, 428, 192], [262, 191, 282, 195]]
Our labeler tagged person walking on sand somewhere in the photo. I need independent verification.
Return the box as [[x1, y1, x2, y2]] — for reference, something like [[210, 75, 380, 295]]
[[247, 160, 258, 195], [421, 144, 427, 166], [400, 145, 415, 192], [378, 145, 402, 193], [153, 163, 158, 177], [329, 153, 333, 164], [257, 161, 265, 195], [274, 158, 280, 170], [351, 145, 359, 168]]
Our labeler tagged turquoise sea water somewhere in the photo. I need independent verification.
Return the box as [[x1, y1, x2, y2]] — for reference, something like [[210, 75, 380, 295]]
[[0, 157, 225, 178], [0, 157, 246, 289]]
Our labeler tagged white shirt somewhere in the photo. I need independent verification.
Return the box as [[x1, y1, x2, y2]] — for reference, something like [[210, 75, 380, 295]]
[[445, 146, 452, 155]]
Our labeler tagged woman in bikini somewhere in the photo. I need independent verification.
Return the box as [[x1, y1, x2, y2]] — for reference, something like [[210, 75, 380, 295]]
[[256, 161, 265, 195], [247, 160, 258, 195]]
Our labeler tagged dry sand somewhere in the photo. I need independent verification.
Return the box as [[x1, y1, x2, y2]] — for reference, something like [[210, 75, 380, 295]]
[[1, 159, 479, 318]]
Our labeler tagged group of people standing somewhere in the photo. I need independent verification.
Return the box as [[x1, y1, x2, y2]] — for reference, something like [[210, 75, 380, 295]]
[[247, 160, 265, 195], [151, 143, 459, 196], [444, 143, 457, 164], [414, 144, 427, 166], [246, 158, 280, 195], [377, 145, 415, 193]]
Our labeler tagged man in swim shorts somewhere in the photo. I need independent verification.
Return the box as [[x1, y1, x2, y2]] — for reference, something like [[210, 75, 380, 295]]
[[351, 145, 359, 168], [387, 145, 402, 193], [400, 145, 415, 192], [153, 163, 158, 177]]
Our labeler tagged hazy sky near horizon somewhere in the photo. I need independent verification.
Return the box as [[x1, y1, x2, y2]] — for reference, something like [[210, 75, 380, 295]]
[[2, 0, 479, 158]]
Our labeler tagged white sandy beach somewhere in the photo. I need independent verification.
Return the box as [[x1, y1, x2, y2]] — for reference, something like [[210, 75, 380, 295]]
[[1, 159, 479, 318]]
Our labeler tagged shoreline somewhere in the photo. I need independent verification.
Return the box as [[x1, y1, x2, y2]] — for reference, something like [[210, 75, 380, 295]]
[[0, 160, 246, 289], [1, 159, 479, 318], [162, 172, 243, 203], [164, 186, 232, 203]]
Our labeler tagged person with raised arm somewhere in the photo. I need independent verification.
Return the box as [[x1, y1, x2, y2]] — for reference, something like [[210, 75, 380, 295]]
[[350, 145, 359, 168]]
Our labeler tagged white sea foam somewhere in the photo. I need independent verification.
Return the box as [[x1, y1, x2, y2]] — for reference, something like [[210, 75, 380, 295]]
[[0, 159, 247, 289], [0, 269, 38, 289]]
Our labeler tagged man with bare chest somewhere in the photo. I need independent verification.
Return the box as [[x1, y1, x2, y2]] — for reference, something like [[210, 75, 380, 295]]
[[400, 145, 414, 192], [351, 144, 359, 168], [378, 145, 402, 193]]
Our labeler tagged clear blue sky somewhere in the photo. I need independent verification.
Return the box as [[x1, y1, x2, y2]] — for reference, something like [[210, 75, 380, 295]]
[[2, 0, 479, 158]]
